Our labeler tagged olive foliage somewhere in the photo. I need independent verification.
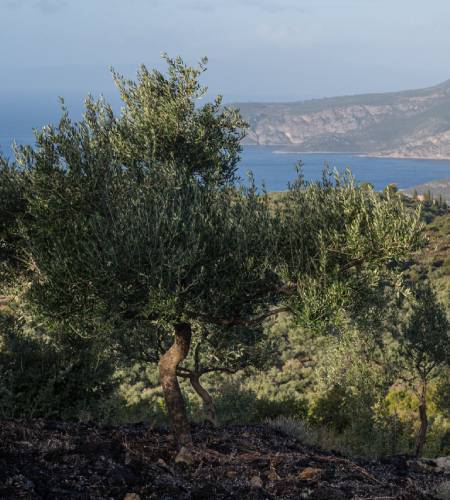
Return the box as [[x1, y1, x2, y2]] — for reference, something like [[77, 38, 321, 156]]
[[395, 282, 450, 456], [12, 56, 425, 444]]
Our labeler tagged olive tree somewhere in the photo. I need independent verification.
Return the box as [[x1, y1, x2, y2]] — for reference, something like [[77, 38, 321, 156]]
[[395, 282, 450, 457], [17, 56, 424, 448], [276, 172, 424, 330]]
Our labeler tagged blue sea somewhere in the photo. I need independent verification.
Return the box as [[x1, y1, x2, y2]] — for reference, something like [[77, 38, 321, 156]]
[[1, 137, 450, 192], [239, 146, 450, 192]]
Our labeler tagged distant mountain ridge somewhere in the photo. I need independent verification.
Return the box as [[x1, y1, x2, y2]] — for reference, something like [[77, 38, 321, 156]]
[[233, 80, 450, 159]]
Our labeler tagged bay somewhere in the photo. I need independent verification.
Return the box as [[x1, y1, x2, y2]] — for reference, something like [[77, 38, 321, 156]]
[[239, 146, 450, 192], [2, 137, 450, 192]]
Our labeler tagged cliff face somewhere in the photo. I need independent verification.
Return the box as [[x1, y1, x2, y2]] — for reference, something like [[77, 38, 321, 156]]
[[234, 81, 450, 158], [375, 130, 450, 159]]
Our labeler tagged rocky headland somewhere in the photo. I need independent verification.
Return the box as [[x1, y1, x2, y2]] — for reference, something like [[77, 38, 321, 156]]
[[234, 80, 450, 160]]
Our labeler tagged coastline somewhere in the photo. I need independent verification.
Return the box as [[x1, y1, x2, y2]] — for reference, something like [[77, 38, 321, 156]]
[[272, 149, 361, 155], [249, 145, 450, 162], [362, 153, 450, 162]]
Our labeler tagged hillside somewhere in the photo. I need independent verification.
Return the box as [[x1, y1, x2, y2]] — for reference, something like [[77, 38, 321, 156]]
[[407, 206, 450, 312], [234, 80, 450, 159], [1, 420, 449, 499], [403, 179, 450, 203]]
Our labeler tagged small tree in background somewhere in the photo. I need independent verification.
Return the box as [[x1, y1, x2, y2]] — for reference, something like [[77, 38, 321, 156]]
[[277, 172, 424, 332], [395, 282, 450, 457], [16, 56, 425, 448]]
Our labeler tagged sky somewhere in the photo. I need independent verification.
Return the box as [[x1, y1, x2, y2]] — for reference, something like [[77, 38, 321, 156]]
[[1, 0, 450, 106]]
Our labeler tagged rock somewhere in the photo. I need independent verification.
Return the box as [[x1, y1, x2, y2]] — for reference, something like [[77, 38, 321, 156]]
[[157, 458, 169, 469], [174, 446, 194, 467], [124, 494, 140, 500], [435, 457, 450, 473], [250, 475, 263, 488], [298, 467, 323, 482], [407, 459, 437, 474], [435, 481, 450, 500]]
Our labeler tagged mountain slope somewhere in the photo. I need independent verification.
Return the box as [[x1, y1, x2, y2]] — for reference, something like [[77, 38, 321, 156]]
[[234, 80, 450, 158], [403, 179, 450, 202]]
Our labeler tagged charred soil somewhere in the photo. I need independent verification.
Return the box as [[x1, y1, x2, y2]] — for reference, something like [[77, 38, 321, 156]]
[[0, 420, 448, 499]]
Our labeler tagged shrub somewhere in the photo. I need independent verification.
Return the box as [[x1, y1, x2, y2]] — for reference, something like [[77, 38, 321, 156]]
[[0, 312, 117, 420]]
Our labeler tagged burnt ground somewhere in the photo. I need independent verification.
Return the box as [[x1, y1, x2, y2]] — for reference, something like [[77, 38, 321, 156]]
[[0, 420, 448, 499]]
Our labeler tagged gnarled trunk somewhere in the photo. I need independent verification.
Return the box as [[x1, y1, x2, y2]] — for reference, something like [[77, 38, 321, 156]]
[[190, 373, 218, 426], [159, 322, 192, 447], [415, 381, 428, 458]]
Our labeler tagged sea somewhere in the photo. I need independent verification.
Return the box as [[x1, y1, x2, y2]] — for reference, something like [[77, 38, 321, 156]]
[[1, 138, 450, 193], [239, 146, 450, 192]]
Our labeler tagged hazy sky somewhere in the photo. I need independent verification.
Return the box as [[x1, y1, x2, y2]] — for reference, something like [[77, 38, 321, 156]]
[[1, 0, 450, 103]]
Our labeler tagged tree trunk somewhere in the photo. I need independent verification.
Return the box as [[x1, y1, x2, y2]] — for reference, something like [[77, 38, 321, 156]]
[[159, 322, 192, 447], [415, 381, 428, 458], [190, 373, 218, 427]]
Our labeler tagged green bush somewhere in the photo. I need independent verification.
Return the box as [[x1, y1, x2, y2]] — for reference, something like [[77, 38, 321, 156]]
[[214, 383, 259, 425], [0, 313, 117, 421], [254, 396, 308, 421]]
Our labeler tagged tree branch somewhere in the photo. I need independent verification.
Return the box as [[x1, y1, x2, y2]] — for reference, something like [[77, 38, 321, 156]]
[[192, 306, 291, 327], [201, 366, 239, 375], [339, 258, 364, 273]]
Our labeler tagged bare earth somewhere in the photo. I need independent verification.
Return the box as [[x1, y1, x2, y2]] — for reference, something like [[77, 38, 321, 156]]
[[0, 420, 449, 499]]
